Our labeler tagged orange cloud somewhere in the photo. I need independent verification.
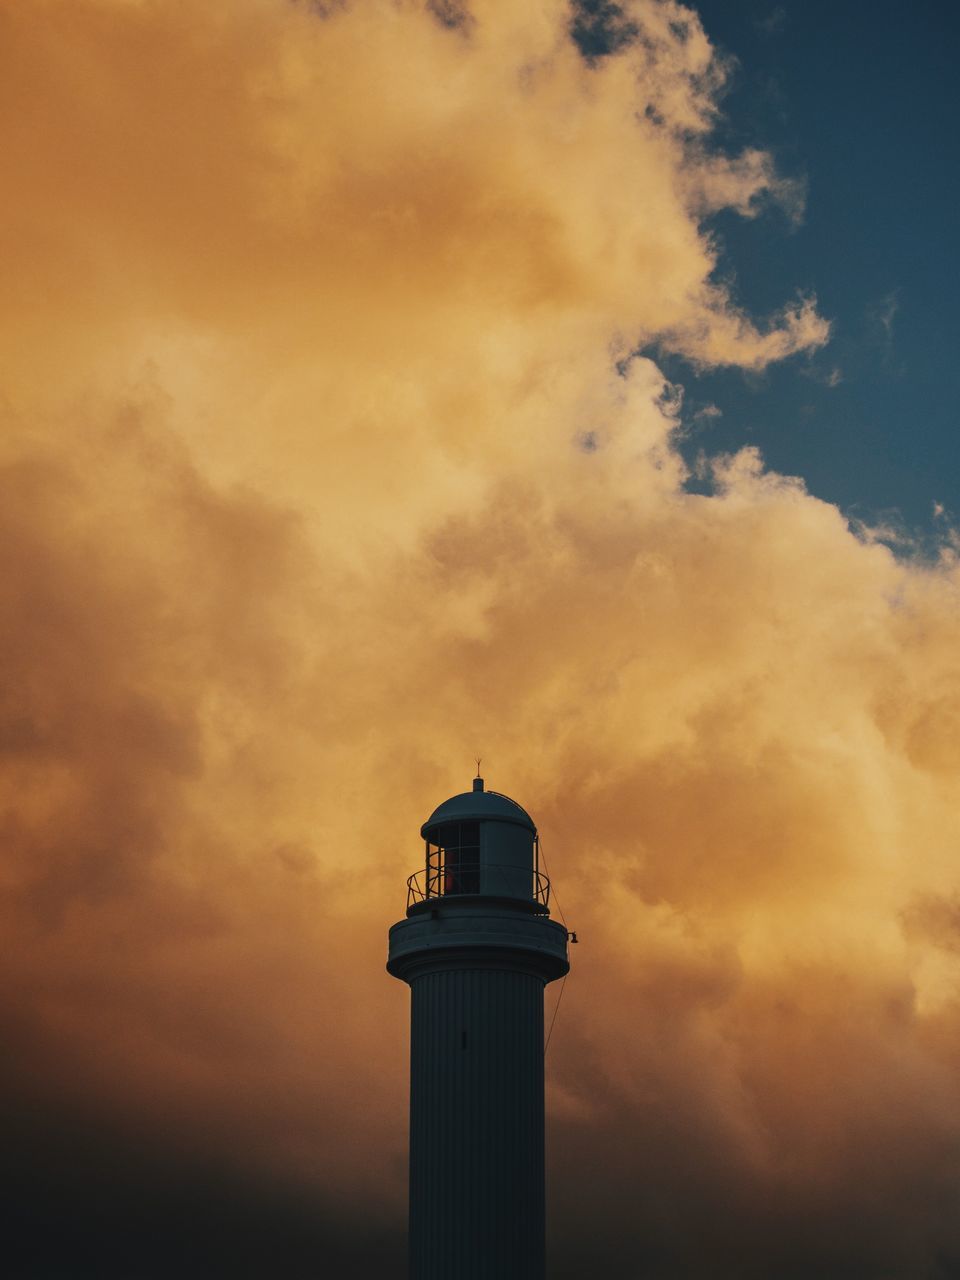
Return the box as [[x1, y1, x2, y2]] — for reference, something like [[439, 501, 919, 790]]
[[1, 2, 957, 1275]]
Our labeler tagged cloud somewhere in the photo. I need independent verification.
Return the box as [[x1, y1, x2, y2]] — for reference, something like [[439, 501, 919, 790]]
[[802, 360, 844, 388], [694, 401, 723, 420], [1, 2, 959, 1275], [680, 145, 808, 225], [866, 288, 901, 361], [756, 6, 788, 37], [874, 290, 901, 339]]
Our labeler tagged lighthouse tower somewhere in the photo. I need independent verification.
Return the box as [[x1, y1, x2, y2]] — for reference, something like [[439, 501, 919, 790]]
[[387, 776, 569, 1280]]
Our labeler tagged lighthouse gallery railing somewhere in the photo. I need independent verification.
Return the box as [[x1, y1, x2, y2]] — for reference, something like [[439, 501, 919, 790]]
[[405, 863, 551, 912]]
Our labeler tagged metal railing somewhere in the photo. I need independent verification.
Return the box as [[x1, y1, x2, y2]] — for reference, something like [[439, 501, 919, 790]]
[[406, 862, 551, 912]]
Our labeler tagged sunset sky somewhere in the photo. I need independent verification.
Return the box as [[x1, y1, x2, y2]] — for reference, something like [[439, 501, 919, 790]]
[[3, 2, 960, 1277]]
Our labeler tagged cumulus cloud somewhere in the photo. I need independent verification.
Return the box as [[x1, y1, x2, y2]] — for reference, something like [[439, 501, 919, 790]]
[[1, 2, 958, 1276]]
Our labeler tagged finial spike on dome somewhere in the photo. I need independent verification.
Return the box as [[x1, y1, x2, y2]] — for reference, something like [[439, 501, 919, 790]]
[[473, 759, 484, 792]]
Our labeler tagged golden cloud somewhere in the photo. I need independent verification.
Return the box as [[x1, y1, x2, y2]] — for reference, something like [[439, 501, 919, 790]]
[[1, 2, 957, 1275]]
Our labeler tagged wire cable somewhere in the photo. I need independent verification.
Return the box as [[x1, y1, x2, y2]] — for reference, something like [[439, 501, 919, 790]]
[[544, 972, 568, 1057], [538, 833, 572, 1057], [537, 836, 567, 929]]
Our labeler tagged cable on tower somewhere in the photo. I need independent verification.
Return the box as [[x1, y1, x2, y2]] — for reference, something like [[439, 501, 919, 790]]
[[544, 972, 568, 1057]]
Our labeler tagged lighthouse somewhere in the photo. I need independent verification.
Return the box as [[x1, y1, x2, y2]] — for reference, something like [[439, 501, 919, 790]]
[[387, 776, 569, 1280]]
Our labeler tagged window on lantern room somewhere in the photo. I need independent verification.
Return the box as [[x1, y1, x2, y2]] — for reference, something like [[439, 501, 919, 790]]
[[442, 821, 480, 894]]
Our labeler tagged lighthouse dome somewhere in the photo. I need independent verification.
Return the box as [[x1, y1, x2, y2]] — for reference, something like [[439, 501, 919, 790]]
[[420, 778, 536, 838]]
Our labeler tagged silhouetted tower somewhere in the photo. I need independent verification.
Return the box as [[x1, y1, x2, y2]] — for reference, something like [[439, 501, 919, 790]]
[[387, 776, 569, 1280]]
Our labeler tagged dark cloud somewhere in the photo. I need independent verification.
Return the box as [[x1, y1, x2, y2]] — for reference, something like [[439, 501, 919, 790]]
[[1, 1081, 403, 1279]]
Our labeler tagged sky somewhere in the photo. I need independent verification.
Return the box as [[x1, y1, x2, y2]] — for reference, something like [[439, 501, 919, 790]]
[[2, 2, 960, 1277], [671, 0, 960, 539]]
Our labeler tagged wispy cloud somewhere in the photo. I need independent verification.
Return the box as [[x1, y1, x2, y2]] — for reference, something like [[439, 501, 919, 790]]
[[867, 289, 901, 352], [756, 5, 788, 37], [694, 402, 723, 420]]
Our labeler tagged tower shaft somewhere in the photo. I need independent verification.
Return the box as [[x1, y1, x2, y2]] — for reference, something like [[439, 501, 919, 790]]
[[409, 965, 546, 1280]]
